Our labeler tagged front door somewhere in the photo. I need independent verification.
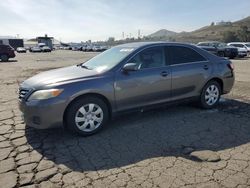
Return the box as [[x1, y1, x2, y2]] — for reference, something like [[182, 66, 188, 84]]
[[114, 46, 172, 112]]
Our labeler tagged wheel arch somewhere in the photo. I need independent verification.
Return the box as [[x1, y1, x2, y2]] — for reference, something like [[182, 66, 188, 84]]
[[63, 93, 112, 127], [204, 77, 224, 92]]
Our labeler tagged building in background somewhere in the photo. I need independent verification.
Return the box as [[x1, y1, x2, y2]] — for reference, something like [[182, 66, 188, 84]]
[[23, 39, 37, 48], [0, 36, 24, 49], [216, 21, 232, 26], [37, 34, 53, 49]]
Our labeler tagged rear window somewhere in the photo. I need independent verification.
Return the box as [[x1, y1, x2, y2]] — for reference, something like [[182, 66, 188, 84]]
[[197, 43, 208, 46], [168, 46, 206, 65]]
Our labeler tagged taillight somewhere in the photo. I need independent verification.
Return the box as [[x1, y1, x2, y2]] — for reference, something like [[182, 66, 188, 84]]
[[227, 63, 234, 71]]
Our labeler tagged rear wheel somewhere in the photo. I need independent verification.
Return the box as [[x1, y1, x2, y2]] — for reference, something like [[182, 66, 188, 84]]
[[200, 81, 221, 109], [218, 51, 225, 57], [65, 96, 109, 136], [0, 54, 9, 62]]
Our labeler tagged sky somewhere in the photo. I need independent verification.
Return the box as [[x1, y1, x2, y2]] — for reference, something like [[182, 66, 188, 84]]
[[0, 0, 250, 42]]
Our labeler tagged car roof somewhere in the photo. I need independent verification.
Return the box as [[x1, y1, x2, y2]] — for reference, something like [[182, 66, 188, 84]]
[[116, 41, 194, 49], [198, 41, 220, 44]]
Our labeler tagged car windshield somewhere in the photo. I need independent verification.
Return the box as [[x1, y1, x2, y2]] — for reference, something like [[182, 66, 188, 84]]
[[82, 47, 134, 72], [245, 43, 250, 47]]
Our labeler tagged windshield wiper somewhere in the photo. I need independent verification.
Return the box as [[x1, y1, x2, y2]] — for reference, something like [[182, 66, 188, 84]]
[[81, 65, 92, 70], [76, 63, 92, 70]]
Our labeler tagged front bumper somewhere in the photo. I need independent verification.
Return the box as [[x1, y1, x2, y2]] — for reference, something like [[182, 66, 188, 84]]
[[19, 98, 67, 129], [238, 52, 247, 57]]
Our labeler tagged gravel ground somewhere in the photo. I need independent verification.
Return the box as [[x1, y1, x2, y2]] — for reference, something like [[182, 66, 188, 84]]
[[0, 50, 250, 188]]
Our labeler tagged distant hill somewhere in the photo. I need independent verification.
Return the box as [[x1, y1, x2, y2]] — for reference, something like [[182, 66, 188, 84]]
[[148, 29, 177, 38], [148, 16, 250, 43]]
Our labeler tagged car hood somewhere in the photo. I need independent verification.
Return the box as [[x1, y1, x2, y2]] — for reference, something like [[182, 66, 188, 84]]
[[21, 65, 100, 88]]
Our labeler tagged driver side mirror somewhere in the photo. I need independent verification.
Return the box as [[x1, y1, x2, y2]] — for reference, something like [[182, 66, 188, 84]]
[[122, 63, 138, 72]]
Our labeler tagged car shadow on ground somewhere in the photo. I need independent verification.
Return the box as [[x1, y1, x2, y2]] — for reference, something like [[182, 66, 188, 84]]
[[25, 98, 250, 172], [0, 60, 18, 63]]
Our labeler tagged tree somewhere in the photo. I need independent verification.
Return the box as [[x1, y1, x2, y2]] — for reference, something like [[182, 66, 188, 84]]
[[222, 31, 238, 43], [237, 26, 250, 42]]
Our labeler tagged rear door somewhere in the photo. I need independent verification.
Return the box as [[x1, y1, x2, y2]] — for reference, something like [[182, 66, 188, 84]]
[[166, 45, 211, 100], [114, 46, 172, 111]]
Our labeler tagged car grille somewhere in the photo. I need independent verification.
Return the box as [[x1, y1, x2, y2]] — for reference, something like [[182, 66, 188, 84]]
[[19, 89, 31, 100]]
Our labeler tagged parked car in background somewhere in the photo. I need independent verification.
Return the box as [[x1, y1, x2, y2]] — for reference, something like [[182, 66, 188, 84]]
[[197, 41, 238, 59], [19, 42, 235, 136], [101, 46, 108, 51], [244, 43, 250, 54], [227, 43, 248, 57], [72, 46, 81, 51], [81, 45, 87, 51], [41, 46, 52, 52], [86, 45, 93, 51], [25, 46, 31, 51], [197, 45, 218, 55], [63, 46, 71, 50], [30, 47, 42, 53], [92, 45, 102, 52], [0, 44, 15, 62], [16, 47, 27, 53]]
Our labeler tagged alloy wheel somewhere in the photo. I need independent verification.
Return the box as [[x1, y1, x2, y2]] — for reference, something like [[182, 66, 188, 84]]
[[205, 84, 219, 106], [75, 103, 104, 132]]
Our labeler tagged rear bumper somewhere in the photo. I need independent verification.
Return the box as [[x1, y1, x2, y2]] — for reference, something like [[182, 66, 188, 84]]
[[19, 98, 67, 129], [222, 72, 235, 94]]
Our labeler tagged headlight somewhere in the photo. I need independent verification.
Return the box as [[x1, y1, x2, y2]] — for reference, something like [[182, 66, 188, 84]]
[[28, 89, 63, 101]]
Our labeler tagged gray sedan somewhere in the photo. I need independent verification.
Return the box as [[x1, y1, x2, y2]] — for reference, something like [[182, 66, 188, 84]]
[[19, 42, 234, 136]]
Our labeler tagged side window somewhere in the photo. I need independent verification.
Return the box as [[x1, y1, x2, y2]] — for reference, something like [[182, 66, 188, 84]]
[[235, 44, 244, 48], [129, 47, 165, 69], [168, 46, 206, 65]]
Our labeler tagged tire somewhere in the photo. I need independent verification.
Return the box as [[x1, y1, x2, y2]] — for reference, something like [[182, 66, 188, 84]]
[[65, 96, 109, 136], [0, 54, 9, 62], [200, 81, 221, 109], [218, 51, 225, 57]]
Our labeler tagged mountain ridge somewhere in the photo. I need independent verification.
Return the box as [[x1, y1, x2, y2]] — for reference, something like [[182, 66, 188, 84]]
[[148, 16, 250, 42]]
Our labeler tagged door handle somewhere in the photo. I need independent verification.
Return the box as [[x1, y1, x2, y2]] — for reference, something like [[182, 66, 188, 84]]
[[203, 65, 209, 70], [160, 71, 169, 77]]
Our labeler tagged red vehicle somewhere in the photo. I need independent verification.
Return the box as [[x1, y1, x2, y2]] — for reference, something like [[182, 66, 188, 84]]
[[0, 44, 16, 62]]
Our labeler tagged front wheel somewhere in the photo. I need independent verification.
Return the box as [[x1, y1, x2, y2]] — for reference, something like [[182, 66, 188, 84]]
[[200, 81, 221, 109], [65, 97, 109, 136]]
